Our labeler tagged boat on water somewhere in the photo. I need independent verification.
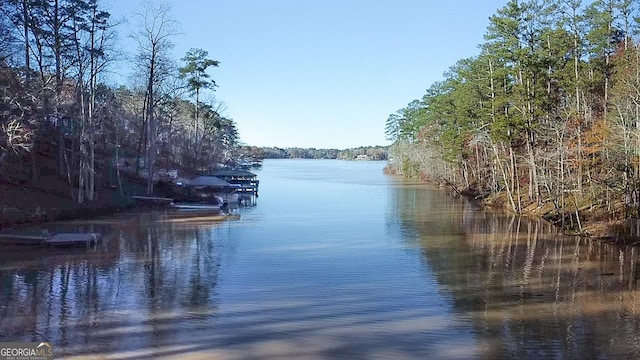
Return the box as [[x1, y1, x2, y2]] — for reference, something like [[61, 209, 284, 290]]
[[166, 201, 225, 219], [163, 204, 240, 223], [162, 212, 240, 223], [169, 203, 223, 211]]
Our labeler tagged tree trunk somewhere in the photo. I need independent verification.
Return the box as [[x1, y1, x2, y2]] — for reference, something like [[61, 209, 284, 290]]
[[146, 50, 157, 195], [493, 142, 517, 212]]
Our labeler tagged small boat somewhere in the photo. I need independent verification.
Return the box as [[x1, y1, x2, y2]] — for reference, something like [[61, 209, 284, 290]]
[[163, 213, 237, 223], [167, 202, 225, 220], [169, 203, 223, 211], [162, 207, 240, 222], [163, 200, 239, 223]]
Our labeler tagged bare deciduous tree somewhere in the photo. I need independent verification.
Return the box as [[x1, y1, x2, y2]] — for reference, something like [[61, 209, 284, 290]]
[[132, 0, 178, 194]]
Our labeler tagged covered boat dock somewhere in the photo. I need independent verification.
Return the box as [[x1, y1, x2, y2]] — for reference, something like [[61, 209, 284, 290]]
[[209, 169, 259, 195]]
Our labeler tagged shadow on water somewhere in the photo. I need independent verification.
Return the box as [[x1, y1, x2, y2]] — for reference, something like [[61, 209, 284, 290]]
[[51, 294, 470, 359]]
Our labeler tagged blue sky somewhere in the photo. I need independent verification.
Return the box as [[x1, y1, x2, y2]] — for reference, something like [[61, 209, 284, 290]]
[[107, 0, 508, 149]]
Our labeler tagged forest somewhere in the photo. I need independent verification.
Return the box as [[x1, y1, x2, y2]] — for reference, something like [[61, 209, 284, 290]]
[[0, 0, 239, 207], [240, 145, 388, 160], [385, 0, 640, 238]]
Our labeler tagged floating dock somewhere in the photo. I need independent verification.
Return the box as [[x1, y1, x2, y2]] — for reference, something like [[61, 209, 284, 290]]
[[0, 232, 101, 247]]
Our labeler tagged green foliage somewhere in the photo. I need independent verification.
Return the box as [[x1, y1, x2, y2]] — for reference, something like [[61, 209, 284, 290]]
[[179, 48, 219, 95], [388, 0, 640, 223], [255, 146, 388, 160], [0, 0, 242, 197], [385, 99, 427, 144]]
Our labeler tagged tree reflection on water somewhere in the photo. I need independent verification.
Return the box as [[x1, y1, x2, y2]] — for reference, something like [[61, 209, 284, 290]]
[[2, 174, 640, 359], [0, 210, 223, 356], [391, 183, 640, 359]]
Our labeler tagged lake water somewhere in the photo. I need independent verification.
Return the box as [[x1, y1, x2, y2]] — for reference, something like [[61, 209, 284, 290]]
[[1, 159, 640, 359]]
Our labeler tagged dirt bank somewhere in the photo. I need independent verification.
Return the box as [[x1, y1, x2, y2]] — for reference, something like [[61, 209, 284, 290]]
[[0, 178, 139, 231], [475, 189, 637, 244]]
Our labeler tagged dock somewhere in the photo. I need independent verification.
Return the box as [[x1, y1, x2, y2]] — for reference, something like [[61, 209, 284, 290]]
[[0, 232, 101, 247], [209, 169, 259, 195]]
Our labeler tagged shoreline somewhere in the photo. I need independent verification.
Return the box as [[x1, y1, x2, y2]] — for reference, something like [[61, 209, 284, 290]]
[[1, 172, 636, 245], [0, 182, 136, 232], [455, 184, 638, 245], [382, 166, 639, 244], [0, 202, 134, 232]]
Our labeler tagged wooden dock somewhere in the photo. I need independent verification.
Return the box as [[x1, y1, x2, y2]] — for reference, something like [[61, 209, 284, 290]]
[[210, 169, 259, 195], [0, 232, 101, 247]]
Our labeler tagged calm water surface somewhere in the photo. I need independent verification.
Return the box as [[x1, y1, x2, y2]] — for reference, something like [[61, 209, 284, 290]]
[[2, 159, 640, 359]]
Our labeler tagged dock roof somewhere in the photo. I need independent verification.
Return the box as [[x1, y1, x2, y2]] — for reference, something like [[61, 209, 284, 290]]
[[210, 169, 257, 177]]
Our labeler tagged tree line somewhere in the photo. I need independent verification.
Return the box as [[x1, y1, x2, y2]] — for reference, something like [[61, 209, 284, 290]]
[[385, 0, 640, 234], [239, 146, 388, 160], [0, 0, 239, 203]]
